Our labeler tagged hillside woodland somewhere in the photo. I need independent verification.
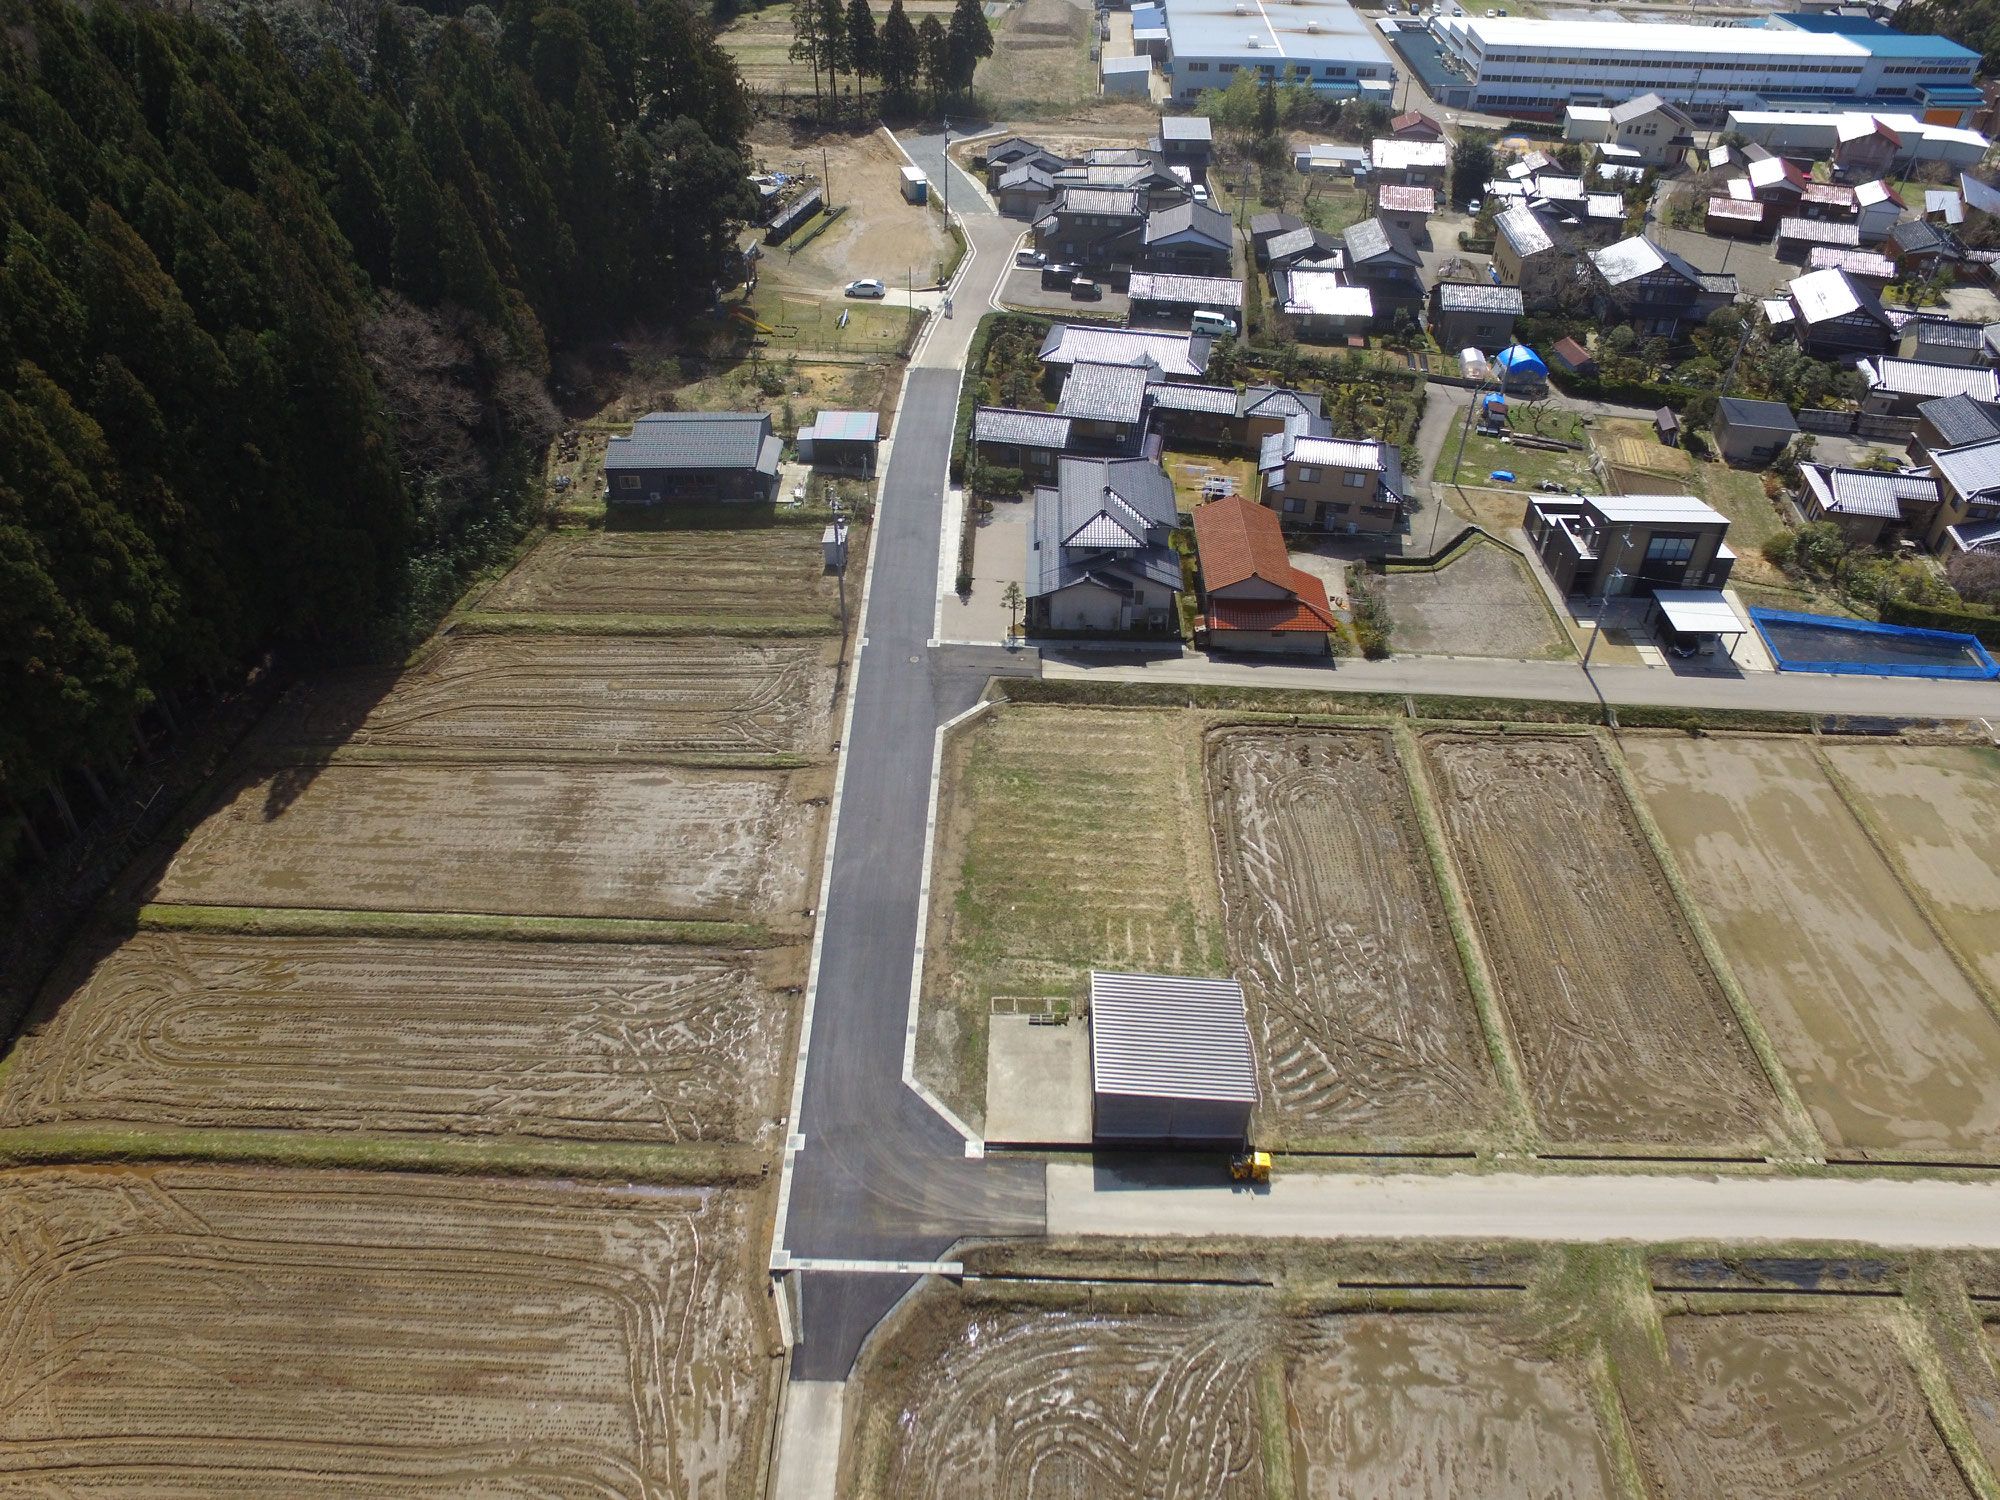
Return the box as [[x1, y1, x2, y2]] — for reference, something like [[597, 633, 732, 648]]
[[0, 0, 757, 808]]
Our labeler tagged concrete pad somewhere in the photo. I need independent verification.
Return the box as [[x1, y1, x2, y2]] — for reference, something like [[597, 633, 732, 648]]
[[938, 499, 1030, 645], [771, 1380, 844, 1500], [985, 1013, 1093, 1145]]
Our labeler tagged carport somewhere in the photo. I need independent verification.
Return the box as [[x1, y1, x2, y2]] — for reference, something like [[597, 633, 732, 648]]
[[1089, 971, 1258, 1148], [1646, 589, 1746, 658]]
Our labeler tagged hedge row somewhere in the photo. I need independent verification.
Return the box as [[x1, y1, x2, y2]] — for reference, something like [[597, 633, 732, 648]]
[[1878, 598, 2000, 650], [1546, 368, 1718, 426]]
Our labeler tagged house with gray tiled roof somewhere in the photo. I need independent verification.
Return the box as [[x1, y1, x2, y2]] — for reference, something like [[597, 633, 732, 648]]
[[972, 407, 1073, 482], [1140, 200, 1235, 276], [1027, 457, 1183, 634], [1428, 281, 1525, 351], [603, 411, 781, 503], [1799, 462, 1943, 547]]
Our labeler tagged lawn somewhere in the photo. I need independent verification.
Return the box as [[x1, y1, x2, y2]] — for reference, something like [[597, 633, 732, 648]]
[[1163, 449, 1259, 514], [742, 287, 914, 356], [1302, 187, 1371, 237], [1433, 406, 1599, 496]]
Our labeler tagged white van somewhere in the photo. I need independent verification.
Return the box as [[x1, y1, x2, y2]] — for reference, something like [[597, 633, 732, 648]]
[[1191, 310, 1239, 338]]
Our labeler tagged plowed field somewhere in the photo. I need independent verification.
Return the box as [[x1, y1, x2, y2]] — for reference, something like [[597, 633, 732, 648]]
[[1424, 734, 1778, 1148], [0, 934, 794, 1144], [1628, 735, 2000, 1156], [846, 1286, 1623, 1499], [0, 1165, 772, 1495], [847, 1294, 1270, 1496], [153, 762, 821, 923], [1632, 1312, 1971, 1498], [1207, 728, 1501, 1146], [1286, 1314, 1618, 1498], [1822, 743, 2000, 996], [478, 528, 843, 625], [268, 635, 836, 757]]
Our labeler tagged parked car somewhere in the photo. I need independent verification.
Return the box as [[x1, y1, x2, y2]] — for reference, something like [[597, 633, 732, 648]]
[[1191, 309, 1238, 337], [1069, 277, 1102, 301], [1191, 183, 1210, 204], [1466, 198, 1482, 214], [1041, 263, 1078, 290], [844, 279, 886, 299], [1015, 247, 1044, 268]]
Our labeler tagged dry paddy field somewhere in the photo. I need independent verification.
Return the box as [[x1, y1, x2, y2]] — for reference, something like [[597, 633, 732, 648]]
[[0, 1165, 775, 1496], [266, 633, 837, 758], [473, 525, 846, 630], [1424, 732, 1781, 1151], [1628, 734, 2000, 1160], [844, 1282, 1619, 1498], [1206, 727, 1503, 1149], [0, 934, 796, 1145], [150, 760, 823, 924]]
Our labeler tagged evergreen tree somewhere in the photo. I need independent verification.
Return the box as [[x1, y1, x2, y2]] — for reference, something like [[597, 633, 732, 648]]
[[789, 0, 825, 103], [945, 0, 991, 96], [815, 0, 850, 110], [371, 6, 419, 108], [1451, 131, 1494, 209], [845, 0, 878, 105], [917, 13, 949, 107], [878, 0, 920, 103]]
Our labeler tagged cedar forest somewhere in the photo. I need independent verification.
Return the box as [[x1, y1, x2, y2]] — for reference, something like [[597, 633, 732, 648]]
[[0, 0, 756, 811]]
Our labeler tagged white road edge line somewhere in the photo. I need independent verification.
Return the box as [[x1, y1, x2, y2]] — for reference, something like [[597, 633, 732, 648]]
[[766, 341, 902, 1284], [903, 698, 1000, 1151], [769, 1255, 966, 1276]]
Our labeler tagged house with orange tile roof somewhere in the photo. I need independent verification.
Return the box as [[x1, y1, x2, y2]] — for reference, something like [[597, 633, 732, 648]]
[[1191, 494, 1338, 656]]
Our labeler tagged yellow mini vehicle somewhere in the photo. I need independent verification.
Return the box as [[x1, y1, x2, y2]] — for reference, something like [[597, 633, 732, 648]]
[[1229, 1149, 1272, 1183]]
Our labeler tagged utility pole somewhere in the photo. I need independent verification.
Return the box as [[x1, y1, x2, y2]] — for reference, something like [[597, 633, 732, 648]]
[[823, 146, 832, 207], [941, 115, 950, 226]]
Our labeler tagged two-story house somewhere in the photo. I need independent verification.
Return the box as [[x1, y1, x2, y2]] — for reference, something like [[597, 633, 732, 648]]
[[1587, 236, 1738, 337], [1493, 204, 1572, 313], [1787, 268, 1896, 360], [1369, 138, 1448, 189], [1056, 362, 1156, 454], [1151, 115, 1212, 183], [1259, 422, 1406, 536], [1429, 281, 1525, 352], [1139, 201, 1235, 276], [1191, 493, 1337, 655], [1026, 456, 1182, 633], [1033, 187, 1145, 270], [1526, 493, 1735, 597], [1340, 217, 1426, 325]]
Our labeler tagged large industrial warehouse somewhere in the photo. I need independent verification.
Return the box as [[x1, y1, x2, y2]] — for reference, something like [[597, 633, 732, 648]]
[[1160, 0, 1402, 105], [1429, 12, 1979, 123]]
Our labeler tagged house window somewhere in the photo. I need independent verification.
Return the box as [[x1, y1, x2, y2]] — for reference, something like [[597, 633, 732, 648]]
[[1298, 466, 1320, 482], [1343, 471, 1367, 488], [1283, 497, 1306, 513], [618, 473, 641, 490], [1188, 61, 1209, 71], [1644, 534, 1696, 565]]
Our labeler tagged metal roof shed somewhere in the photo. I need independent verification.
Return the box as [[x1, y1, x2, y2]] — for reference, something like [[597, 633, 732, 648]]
[[1090, 970, 1258, 1147]]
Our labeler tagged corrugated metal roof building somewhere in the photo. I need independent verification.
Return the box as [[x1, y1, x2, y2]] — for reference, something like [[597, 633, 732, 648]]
[[1090, 970, 1258, 1146]]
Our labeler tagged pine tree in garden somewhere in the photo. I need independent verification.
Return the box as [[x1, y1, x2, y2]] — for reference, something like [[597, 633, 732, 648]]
[[846, 0, 878, 105], [878, 0, 920, 104]]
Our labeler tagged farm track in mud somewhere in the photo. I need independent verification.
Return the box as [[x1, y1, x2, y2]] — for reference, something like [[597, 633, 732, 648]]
[[263, 634, 838, 758], [0, 934, 799, 1145], [0, 1165, 774, 1497], [1424, 733, 1779, 1150], [1206, 727, 1502, 1149]]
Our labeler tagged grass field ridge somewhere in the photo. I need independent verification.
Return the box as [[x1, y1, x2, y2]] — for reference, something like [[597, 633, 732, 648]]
[[0, 1122, 766, 1183], [135, 903, 773, 945], [455, 611, 841, 636]]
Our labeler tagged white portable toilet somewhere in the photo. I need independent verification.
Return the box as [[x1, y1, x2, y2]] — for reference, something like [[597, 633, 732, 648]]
[[900, 166, 928, 204]]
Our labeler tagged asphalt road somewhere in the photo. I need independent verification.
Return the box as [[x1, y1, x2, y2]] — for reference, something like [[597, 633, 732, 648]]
[[780, 217, 1044, 1378]]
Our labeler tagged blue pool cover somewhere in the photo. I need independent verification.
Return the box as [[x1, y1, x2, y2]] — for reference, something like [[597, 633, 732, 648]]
[[1750, 607, 2000, 679]]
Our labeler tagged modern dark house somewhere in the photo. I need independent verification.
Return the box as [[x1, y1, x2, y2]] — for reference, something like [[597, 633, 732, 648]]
[[603, 411, 782, 503], [1526, 493, 1735, 597]]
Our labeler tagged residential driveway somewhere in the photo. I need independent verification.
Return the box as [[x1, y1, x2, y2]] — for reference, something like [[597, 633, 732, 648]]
[[939, 494, 1031, 644], [998, 266, 1129, 317]]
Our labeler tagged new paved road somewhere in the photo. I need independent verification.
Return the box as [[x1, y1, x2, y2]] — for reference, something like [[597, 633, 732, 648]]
[[778, 197, 1042, 1381]]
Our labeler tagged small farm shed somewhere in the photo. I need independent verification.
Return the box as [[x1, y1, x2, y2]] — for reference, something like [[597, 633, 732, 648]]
[[1090, 970, 1258, 1147], [796, 410, 880, 473], [1654, 406, 1681, 446]]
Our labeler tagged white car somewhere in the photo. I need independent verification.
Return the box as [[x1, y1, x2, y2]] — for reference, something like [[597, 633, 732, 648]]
[[1192, 183, 1210, 203], [844, 279, 887, 299]]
